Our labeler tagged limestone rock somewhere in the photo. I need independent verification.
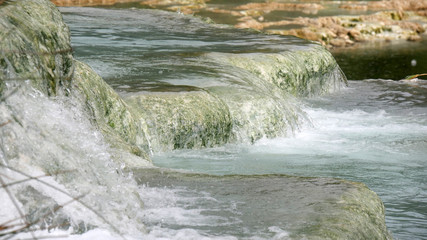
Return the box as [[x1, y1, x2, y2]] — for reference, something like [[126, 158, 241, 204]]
[[215, 46, 347, 97], [207, 85, 299, 143], [72, 60, 152, 160], [0, 0, 73, 96], [125, 88, 232, 151], [135, 168, 393, 240]]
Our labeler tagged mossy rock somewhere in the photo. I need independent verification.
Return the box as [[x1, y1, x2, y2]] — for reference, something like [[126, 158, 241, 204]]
[[135, 168, 393, 239], [72, 60, 151, 161], [125, 88, 232, 152], [207, 84, 302, 144], [0, 0, 73, 96], [215, 45, 347, 97], [295, 181, 392, 239]]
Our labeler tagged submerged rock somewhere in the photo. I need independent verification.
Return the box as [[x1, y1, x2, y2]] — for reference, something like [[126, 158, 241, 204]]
[[270, 10, 427, 48], [135, 168, 393, 240], [232, 0, 427, 48], [234, 2, 324, 15], [139, 0, 206, 14]]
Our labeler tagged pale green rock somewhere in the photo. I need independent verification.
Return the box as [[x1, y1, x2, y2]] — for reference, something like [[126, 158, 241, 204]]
[[297, 181, 392, 239], [0, 0, 152, 162], [207, 85, 302, 143], [0, 0, 73, 96], [125, 88, 232, 152], [214, 45, 347, 97], [135, 168, 392, 240], [72, 60, 151, 160]]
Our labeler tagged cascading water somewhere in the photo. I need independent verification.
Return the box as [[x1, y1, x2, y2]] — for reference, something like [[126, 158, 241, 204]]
[[60, 6, 425, 240], [63, 7, 346, 149], [1, 1, 425, 239], [153, 79, 427, 239], [0, 82, 152, 236]]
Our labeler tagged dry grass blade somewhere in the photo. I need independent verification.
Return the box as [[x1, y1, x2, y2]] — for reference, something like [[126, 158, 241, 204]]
[[0, 164, 124, 239], [4, 235, 69, 240], [0, 120, 11, 128], [0, 193, 87, 239], [0, 174, 35, 240], [0, 86, 21, 103], [0, 169, 76, 189], [0, 169, 77, 234], [405, 73, 427, 80]]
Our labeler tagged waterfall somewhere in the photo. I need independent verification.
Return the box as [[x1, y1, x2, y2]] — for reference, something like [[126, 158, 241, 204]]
[[0, 1, 392, 239]]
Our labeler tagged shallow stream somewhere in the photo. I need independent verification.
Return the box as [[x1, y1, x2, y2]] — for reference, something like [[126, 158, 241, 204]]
[[60, 7, 427, 240]]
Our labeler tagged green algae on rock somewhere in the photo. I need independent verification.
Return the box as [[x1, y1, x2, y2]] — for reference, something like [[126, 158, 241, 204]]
[[0, 0, 152, 165], [72, 60, 152, 161], [207, 84, 302, 144], [214, 45, 347, 98], [125, 88, 232, 152], [298, 181, 392, 239], [0, 0, 73, 96]]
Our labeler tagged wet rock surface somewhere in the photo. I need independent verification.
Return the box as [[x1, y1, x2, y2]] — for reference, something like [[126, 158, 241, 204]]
[[0, 0, 73, 96], [135, 168, 393, 240], [125, 88, 232, 151]]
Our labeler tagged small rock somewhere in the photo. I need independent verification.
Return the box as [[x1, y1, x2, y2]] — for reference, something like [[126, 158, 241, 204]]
[[407, 35, 421, 41]]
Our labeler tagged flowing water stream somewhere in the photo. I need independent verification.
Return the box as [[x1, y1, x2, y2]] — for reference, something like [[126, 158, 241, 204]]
[[1, 4, 425, 239], [57, 7, 427, 239], [153, 79, 427, 239]]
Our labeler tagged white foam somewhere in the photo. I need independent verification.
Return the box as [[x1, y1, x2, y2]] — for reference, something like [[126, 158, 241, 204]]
[[252, 106, 427, 158], [138, 185, 240, 228], [141, 226, 238, 240], [0, 86, 147, 235]]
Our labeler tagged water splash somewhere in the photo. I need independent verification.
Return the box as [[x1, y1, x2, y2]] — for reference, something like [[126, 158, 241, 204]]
[[0, 84, 148, 236]]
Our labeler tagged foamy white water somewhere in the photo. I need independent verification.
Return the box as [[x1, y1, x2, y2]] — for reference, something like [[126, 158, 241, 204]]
[[153, 80, 427, 239], [1, 84, 294, 240], [2, 3, 425, 238], [0, 84, 149, 238]]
